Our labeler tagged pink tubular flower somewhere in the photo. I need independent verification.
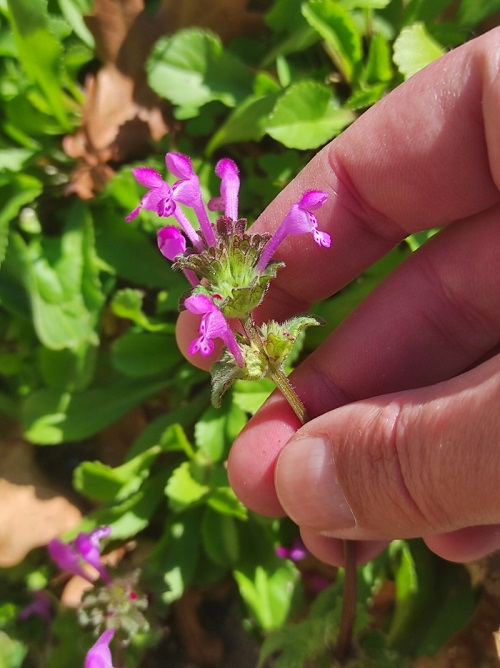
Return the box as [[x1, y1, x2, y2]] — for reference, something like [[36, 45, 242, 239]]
[[208, 158, 240, 221], [184, 294, 244, 367], [84, 629, 116, 668], [157, 225, 186, 261], [48, 526, 112, 584], [276, 538, 308, 562], [125, 166, 203, 251], [256, 190, 330, 272], [157, 226, 198, 286], [166, 153, 217, 247]]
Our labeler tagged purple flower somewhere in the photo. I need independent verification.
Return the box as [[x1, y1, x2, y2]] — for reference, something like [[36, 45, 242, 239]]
[[256, 190, 330, 272], [157, 226, 198, 286], [276, 538, 308, 562], [184, 294, 244, 367], [125, 165, 203, 251], [157, 225, 186, 260], [18, 589, 51, 621], [166, 153, 217, 247], [48, 526, 112, 584], [303, 571, 331, 594], [84, 629, 116, 668], [208, 158, 240, 222]]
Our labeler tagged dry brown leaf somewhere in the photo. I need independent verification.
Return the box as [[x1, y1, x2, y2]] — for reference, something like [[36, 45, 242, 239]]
[[173, 585, 227, 665], [0, 439, 82, 567], [159, 0, 266, 42], [64, 0, 267, 198], [64, 0, 170, 198]]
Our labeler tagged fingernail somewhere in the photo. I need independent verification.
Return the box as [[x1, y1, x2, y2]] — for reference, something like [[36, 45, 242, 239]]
[[276, 437, 355, 531]]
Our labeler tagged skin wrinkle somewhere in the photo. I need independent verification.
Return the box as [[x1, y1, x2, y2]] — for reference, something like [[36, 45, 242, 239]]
[[409, 249, 499, 363], [393, 401, 454, 533], [301, 355, 355, 418], [345, 401, 430, 536], [324, 150, 407, 247]]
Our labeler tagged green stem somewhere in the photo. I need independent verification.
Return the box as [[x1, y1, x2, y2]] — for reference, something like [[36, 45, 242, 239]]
[[269, 366, 309, 424], [271, 375, 357, 663], [242, 314, 357, 663]]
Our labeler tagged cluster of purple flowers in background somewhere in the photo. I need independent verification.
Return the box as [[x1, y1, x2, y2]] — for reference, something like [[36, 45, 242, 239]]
[[276, 539, 331, 595], [126, 152, 330, 369], [47, 527, 118, 667], [48, 526, 112, 585]]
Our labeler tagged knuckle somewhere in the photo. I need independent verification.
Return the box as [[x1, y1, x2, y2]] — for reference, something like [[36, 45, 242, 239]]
[[336, 400, 440, 536]]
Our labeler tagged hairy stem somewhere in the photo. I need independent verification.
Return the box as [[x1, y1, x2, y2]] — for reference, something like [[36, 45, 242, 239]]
[[243, 315, 357, 663], [269, 366, 309, 424], [272, 374, 356, 664], [334, 539, 357, 663]]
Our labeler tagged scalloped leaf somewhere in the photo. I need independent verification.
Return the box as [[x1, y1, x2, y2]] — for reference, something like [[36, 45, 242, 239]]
[[264, 81, 354, 149], [393, 23, 444, 80]]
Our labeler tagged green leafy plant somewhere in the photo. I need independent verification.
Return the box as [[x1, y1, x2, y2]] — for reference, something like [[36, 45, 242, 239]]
[[0, 0, 498, 665]]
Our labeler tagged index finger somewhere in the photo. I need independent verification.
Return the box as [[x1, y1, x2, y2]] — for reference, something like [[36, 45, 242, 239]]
[[250, 26, 500, 323]]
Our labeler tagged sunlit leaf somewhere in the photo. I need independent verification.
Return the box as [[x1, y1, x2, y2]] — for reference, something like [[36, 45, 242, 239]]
[[233, 378, 275, 414], [364, 33, 393, 84], [147, 28, 253, 109], [11, 203, 103, 350], [393, 23, 444, 79], [78, 473, 166, 540], [264, 81, 354, 150], [0, 175, 42, 267], [165, 461, 209, 511], [302, 0, 362, 84], [6, 0, 71, 128]]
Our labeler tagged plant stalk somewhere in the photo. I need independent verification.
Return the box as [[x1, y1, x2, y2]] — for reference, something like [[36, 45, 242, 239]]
[[244, 316, 358, 662], [334, 539, 357, 663], [269, 366, 309, 424], [271, 369, 357, 663]]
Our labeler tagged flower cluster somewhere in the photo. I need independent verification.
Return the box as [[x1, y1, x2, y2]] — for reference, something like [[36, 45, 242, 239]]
[[48, 526, 112, 584], [127, 152, 330, 407], [48, 526, 149, 668], [85, 629, 116, 668], [276, 538, 331, 595]]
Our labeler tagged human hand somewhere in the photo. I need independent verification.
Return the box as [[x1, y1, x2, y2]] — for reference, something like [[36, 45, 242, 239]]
[[177, 26, 500, 566]]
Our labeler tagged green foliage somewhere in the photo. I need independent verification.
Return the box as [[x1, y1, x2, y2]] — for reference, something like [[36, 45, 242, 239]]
[[393, 22, 445, 79], [0, 0, 496, 664], [5, 0, 73, 129], [265, 80, 355, 149], [147, 28, 253, 110]]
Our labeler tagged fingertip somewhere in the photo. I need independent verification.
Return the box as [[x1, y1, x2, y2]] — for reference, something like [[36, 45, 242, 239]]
[[228, 393, 301, 517], [424, 525, 500, 563], [300, 528, 388, 567]]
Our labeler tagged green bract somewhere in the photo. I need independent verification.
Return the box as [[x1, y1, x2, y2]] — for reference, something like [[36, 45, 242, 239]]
[[211, 315, 323, 407], [175, 218, 284, 319]]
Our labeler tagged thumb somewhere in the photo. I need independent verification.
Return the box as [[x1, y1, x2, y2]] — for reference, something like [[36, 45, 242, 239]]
[[275, 354, 500, 545]]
